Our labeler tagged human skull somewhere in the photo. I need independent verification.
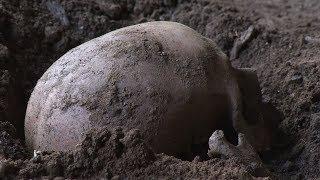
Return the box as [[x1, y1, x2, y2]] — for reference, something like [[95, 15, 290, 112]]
[[25, 21, 278, 158]]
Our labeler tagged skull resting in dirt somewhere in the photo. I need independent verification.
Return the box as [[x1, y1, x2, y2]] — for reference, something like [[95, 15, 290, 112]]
[[25, 21, 279, 159]]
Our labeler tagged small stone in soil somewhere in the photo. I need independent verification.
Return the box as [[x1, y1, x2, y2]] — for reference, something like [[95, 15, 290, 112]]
[[304, 36, 320, 44], [289, 74, 303, 84]]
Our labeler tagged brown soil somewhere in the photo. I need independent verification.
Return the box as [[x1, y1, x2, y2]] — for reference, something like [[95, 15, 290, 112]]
[[0, 0, 319, 179]]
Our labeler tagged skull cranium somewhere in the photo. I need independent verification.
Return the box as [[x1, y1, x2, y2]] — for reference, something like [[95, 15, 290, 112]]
[[25, 21, 279, 159]]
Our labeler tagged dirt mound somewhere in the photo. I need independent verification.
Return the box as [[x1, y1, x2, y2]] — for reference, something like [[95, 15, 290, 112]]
[[14, 127, 155, 178], [2, 126, 263, 179]]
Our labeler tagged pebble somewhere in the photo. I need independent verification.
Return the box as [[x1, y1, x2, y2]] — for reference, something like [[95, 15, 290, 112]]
[[304, 36, 320, 44], [290, 74, 303, 84]]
